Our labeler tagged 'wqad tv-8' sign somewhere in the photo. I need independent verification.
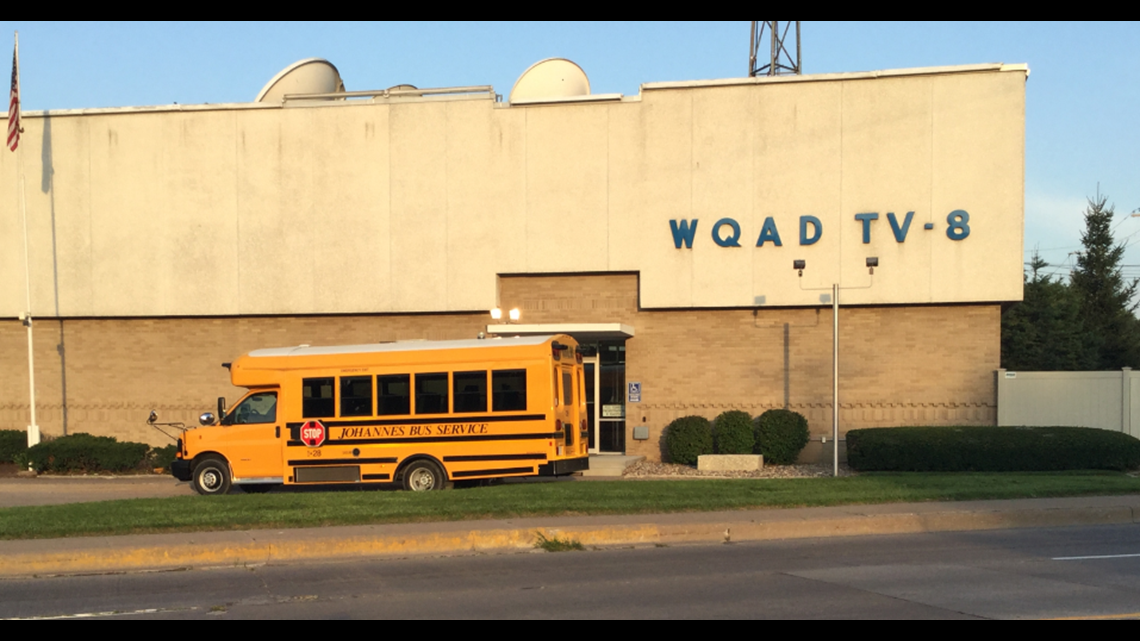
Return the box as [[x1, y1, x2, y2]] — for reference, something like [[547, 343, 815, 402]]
[[668, 210, 971, 249]]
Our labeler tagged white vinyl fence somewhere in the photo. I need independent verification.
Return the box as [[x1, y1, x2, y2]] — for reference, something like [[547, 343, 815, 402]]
[[996, 368, 1140, 438]]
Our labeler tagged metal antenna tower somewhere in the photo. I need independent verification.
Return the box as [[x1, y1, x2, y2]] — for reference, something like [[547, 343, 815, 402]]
[[749, 21, 801, 77]]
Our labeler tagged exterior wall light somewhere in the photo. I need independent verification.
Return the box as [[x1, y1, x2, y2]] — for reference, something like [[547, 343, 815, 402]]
[[866, 257, 878, 274], [509, 308, 521, 322], [793, 259, 805, 277], [490, 308, 503, 320]]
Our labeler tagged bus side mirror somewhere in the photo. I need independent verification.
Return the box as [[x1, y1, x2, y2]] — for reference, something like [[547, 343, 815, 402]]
[[199, 412, 217, 426]]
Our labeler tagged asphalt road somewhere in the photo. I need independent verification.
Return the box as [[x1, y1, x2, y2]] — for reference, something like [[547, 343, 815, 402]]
[[4, 523, 1140, 619]]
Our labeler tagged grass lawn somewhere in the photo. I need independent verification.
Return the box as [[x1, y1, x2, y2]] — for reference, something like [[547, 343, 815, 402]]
[[2, 471, 1139, 540]]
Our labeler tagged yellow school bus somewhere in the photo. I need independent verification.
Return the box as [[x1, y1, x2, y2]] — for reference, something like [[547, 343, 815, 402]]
[[170, 335, 590, 494]]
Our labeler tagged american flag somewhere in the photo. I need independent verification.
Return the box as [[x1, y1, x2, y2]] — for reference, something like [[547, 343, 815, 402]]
[[7, 38, 19, 152]]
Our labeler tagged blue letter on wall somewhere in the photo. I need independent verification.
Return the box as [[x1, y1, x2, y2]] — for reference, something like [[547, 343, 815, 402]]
[[712, 218, 742, 247], [854, 213, 879, 244], [756, 217, 783, 247], [799, 216, 822, 245], [669, 219, 699, 249], [887, 211, 914, 242], [946, 210, 970, 240]]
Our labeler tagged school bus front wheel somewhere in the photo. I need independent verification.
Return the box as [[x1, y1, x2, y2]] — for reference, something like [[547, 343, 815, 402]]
[[192, 455, 233, 496]]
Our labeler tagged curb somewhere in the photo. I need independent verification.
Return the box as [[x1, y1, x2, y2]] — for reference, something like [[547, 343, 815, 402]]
[[1, 504, 1136, 578]]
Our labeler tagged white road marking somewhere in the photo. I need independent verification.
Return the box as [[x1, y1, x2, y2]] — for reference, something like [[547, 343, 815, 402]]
[[1052, 553, 1140, 561], [4, 606, 196, 620]]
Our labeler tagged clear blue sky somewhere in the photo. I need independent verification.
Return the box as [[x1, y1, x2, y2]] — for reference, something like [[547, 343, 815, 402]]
[[5, 21, 1139, 282]]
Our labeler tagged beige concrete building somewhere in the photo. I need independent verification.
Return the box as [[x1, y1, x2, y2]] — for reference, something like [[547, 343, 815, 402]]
[[0, 59, 1026, 461]]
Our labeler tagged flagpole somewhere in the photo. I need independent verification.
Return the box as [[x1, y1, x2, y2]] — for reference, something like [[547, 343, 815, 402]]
[[12, 31, 38, 448]]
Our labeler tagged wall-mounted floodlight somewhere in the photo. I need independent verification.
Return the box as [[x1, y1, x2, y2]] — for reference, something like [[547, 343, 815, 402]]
[[793, 259, 806, 277], [490, 308, 503, 320], [508, 308, 521, 322], [866, 257, 878, 275]]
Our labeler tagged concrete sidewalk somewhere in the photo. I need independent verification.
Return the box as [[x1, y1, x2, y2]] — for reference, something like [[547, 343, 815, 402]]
[[3, 494, 1140, 579]]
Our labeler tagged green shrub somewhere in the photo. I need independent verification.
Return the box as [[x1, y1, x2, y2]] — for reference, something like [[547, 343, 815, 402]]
[[754, 409, 810, 465], [149, 444, 179, 472], [11, 452, 30, 470], [846, 426, 1140, 472], [0, 429, 28, 464], [713, 410, 755, 454], [664, 416, 713, 465], [26, 433, 150, 474]]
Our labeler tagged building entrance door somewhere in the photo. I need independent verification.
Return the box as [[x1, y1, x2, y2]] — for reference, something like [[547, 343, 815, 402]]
[[582, 342, 626, 454], [584, 356, 600, 454]]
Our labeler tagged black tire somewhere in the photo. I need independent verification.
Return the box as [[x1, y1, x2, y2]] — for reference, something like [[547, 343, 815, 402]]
[[401, 459, 447, 492], [240, 484, 279, 494], [192, 455, 232, 496]]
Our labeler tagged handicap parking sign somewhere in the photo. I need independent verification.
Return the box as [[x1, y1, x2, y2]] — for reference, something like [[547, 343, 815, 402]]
[[628, 382, 641, 403]]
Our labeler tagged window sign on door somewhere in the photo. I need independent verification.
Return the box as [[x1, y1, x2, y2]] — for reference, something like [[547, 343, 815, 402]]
[[602, 404, 624, 418], [628, 382, 641, 403]]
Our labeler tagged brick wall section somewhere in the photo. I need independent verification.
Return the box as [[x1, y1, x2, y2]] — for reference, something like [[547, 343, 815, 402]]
[[498, 273, 1000, 461], [1, 273, 999, 456], [0, 315, 485, 445]]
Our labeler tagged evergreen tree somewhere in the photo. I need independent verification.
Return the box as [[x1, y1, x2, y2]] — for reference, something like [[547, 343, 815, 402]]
[[1001, 253, 1093, 370], [1069, 195, 1140, 369]]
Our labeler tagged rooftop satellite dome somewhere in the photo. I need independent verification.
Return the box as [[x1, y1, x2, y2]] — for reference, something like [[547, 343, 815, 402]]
[[508, 58, 590, 104], [385, 84, 422, 98], [256, 58, 345, 103]]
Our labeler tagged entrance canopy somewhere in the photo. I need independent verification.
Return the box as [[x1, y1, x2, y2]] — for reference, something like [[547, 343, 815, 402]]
[[485, 323, 634, 342]]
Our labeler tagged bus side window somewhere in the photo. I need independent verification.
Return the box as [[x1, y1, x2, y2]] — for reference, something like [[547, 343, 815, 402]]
[[415, 373, 449, 415], [340, 376, 373, 417], [454, 371, 488, 413], [302, 377, 335, 418], [377, 374, 411, 415], [492, 369, 527, 412]]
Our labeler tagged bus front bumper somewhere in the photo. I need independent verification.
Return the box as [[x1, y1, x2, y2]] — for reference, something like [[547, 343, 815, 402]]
[[171, 459, 192, 482], [538, 456, 589, 477]]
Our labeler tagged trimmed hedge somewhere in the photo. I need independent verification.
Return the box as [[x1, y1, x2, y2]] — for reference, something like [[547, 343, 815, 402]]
[[713, 410, 755, 454], [753, 409, 810, 465], [26, 433, 150, 474], [664, 416, 713, 465], [0, 429, 27, 464], [846, 426, 1140, 472], [149, 444, 179, 472]]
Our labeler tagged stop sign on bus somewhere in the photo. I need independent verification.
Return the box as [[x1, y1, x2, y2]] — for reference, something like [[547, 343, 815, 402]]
[[300, 420, 326, 447]]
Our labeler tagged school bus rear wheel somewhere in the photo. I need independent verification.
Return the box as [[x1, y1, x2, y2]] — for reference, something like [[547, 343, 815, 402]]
[[192, 455, 232, 496], [402, 460, 447, 492]]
